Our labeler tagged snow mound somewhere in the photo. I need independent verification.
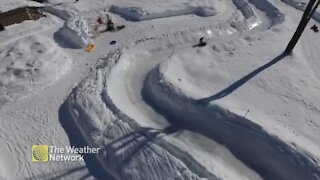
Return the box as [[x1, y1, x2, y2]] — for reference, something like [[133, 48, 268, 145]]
[[57, 16, 91, 48], [0, 35, 70, 106], [109, 5, 217, 21]]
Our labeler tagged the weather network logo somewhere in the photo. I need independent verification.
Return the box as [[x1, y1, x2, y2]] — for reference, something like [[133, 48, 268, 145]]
[[32, 145, 49, 162], [32, 145, 101, 163]]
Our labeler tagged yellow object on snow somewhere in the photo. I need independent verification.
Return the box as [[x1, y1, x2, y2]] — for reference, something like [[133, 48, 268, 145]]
[[85, 43, 96, 53]]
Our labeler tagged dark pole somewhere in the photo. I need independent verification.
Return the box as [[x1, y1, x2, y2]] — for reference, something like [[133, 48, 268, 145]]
[[307, 0, 320, 21], [285, 0, 320, 54]]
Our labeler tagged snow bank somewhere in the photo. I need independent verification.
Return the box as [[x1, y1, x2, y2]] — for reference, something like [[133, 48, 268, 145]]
[[249, 0, 285, 25], [232, 0, 255, 19], [66, 51, 215, 180], [142, 66, 320, 180], [0, 35, 70, 106], [57, 16, 91, 48], [25, 1, 44, 8], [110, 5, 217, 21]]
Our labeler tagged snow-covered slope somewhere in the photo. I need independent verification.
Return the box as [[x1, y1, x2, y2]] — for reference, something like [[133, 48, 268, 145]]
[[1, 0, 320, 179]]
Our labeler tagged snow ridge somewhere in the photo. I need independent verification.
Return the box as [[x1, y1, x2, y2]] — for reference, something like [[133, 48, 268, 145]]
[[109, 5, 217, 21]]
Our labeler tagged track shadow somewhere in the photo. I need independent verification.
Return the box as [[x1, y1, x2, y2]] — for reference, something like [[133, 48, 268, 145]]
[[197, 52, 287, 104], [104, 127, 176, 171], [58, 102, 115, 180], [59, 99, 198, 180], [100, 91, 217, 179], [142, 65, 320, 180]]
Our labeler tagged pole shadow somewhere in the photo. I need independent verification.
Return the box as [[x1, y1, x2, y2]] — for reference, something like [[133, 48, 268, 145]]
[[197, 52, 287, 104]]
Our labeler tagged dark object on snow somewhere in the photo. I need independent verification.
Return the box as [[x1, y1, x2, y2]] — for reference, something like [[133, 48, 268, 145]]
[[31, 0, 46, 2], [285, 0, 319, 54], [116, 25, 126, 31], [0, 23, 4, 31], [199, 37, 207, 46], [97, 17, 103, 25], [109, 40, 116, 45], [193, 37, 207, 47], [311, 24, 319, 32], [106, 14, 115, 31], [0, 7, 44, 27]]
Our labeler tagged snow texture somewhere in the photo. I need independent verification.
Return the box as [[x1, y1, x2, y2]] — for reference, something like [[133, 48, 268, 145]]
[[0, 35, 70, 106]]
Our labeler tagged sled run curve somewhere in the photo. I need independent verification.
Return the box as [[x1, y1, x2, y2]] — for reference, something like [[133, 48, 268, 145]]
[[63, 0, 320, 180]]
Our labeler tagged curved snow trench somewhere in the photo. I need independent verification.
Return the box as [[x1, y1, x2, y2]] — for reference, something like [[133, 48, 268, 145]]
[[63, 0, 318, 180], [67, 51, 218, 180]]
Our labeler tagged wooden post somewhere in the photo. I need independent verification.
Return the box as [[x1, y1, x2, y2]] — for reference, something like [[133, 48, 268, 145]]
[[285, 0, 319, 54]]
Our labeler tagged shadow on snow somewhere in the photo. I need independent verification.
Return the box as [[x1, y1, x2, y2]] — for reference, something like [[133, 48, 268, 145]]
[[197, 52, 287, 104]]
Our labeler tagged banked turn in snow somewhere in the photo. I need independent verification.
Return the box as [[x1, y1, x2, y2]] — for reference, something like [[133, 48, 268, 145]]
[[66, 51, 216, 180]]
